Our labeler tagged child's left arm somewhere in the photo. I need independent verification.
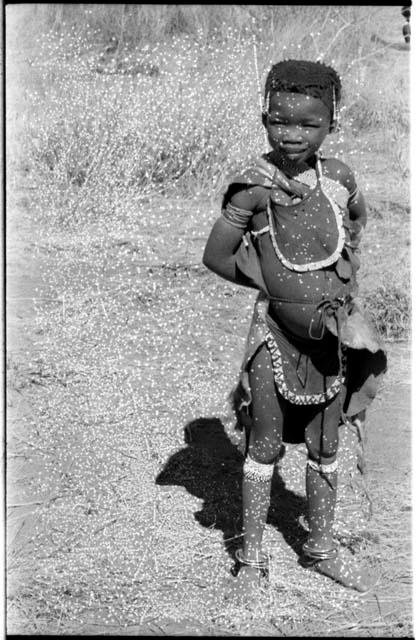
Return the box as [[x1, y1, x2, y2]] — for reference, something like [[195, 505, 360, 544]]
[[326, 158, 367, 248], [346, 183, 367, 250], [346, 182, 367, 227]]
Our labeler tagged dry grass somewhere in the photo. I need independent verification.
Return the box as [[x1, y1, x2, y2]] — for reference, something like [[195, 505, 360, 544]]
[[10, 5, 410, 201], [6, 4, 411, 637]]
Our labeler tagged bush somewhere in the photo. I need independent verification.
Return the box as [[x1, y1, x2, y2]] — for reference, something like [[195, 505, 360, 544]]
[[365, 286, 410, 341]]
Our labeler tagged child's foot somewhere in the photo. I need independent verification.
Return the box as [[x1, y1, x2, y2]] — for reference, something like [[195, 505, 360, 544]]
[[225, 550, 268, 603], [225, 565, 265, 602], [301, 546, 372, 592], [313, 554, 372, 592]]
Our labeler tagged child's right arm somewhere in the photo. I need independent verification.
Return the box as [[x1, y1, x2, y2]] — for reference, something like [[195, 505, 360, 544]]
[[202, 186, 260, 287]]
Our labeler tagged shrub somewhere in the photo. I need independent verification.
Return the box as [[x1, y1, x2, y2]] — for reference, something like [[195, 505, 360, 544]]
[[365, 286, 410, 341]]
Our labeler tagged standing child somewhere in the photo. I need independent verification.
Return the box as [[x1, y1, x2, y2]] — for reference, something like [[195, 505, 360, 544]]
[[203, 60, 387, 595]]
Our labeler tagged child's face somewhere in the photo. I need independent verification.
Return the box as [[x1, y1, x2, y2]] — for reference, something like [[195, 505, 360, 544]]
[[264, 91, 331, 165]]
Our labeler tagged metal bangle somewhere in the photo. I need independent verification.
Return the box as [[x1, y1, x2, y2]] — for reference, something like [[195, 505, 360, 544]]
[[302, 542, 338, 561], [235, 548, 269, 570]]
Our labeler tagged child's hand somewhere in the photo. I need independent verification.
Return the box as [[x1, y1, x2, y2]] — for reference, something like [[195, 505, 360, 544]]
[[345, 220, 363, 250]]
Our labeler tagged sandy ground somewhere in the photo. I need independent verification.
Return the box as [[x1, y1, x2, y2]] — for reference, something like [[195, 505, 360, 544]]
[[6, 182, 412, 635]]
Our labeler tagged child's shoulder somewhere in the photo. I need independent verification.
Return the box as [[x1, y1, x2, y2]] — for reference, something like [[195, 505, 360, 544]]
[[320, 156, 357, 193], [227, 155, 276, 189], [223, 155, 273, 212], [224, 183, 268, 213]]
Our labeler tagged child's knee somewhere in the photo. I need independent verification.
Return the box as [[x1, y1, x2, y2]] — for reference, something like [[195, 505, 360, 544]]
[[248, 438, 282, 465], [304, 400, 340, 463], [305, 430, 339, 464]]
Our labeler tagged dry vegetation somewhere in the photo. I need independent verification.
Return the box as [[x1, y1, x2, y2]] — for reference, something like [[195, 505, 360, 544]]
[[7, 4, 411, 636]]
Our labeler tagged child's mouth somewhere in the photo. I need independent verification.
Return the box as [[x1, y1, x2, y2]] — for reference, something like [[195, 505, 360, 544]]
[[281, 146, 308, 159]]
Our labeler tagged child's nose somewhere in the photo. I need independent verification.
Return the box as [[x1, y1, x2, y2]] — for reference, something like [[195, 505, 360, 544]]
[[282, 126, 303, 142]]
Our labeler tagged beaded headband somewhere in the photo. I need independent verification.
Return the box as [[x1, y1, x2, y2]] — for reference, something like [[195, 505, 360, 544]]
[[330, 85, 341, 133]]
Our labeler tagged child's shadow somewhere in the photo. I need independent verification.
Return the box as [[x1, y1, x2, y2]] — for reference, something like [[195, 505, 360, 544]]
[[155, 417, 308, 561]]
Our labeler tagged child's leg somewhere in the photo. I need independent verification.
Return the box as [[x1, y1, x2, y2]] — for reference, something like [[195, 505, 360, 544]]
[[238, 344, 284, 577], [303, 398, 370, 591], [304, 396, 340, 551]]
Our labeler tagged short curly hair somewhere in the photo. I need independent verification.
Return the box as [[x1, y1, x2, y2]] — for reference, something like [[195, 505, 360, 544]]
[[263, 59, 342, 127]]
